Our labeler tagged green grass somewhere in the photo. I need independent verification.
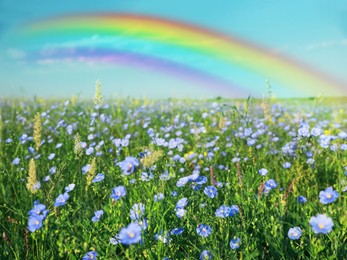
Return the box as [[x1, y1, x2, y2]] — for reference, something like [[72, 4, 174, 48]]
[[0, 96, 347, 259]]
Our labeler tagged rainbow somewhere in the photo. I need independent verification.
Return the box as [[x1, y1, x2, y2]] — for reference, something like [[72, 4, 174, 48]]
[[13, 13, 347, 96]]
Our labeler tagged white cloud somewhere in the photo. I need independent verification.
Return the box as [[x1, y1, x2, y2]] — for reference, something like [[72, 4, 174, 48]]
[[6, 48, 26, 59]]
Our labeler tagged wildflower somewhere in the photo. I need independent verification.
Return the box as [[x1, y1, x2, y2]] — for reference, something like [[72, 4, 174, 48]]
[[288, 227, 302, 240], [93, 79, 103, 106], [33, 113, 42, 151], [230, 237, 241, 250], [92, 173, 105, 183], [154, 193, 164, 202], [265, 179, 278, 190], [141, 150, 163, 168], [118, 223, 142, 245], [28, 214, 44, 232], [175, 208, 186, 218], [319, 187, 339, 204], [204, 186, 217, 198], [176, 198, 188, 209], [110, 235, 120, 245], [171, 191, 178, 197], [54, 192, 70, 207], [298, 122, 310, 137], [258, 168, 268, 176], [74, 133, 83, 157], [200, 250, 213, 260], [110, 186, 126, 201], [155, 231, 171, 244], [48, 153, 55, 160], [297, 196, 307, 204], [117, 157, 139, 175], [170, 228, 184, 235], [26, 158, 39, 194], [28, 204, 47, 217], [86, 147, 94, 156], [65, 183, 75, 193], [92, 210, 104, 223], [135, 218, 148, 230], [229, 205, 239, 217], [49, 166, 57, 175], [86, 158, 97, 190], [283, 162, 291, 169], [130, 203, 145, 220], [309, 214, 334, 234], [82, 251, 97, 260], [12, 158, 20, 165], [196, 224, 212, 237], [215, 205, 231, 218]]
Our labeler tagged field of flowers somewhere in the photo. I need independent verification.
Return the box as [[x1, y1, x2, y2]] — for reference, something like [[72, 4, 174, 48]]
[[1, 89, 347, 259]]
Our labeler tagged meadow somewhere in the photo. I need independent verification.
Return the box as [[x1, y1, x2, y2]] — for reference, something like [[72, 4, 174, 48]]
[[1, 89, 347, 259]]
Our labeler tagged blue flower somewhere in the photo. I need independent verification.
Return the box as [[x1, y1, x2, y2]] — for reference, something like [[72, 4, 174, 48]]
[[130, 203, 145, 220], [82, 251, 97, 260], [175, 208, 186, 218], [28, 204, 46, 216], [54, 192, 70, 207], [47, 153, 55, 160], [196, 224, 212, 237], [200, 250, 213, 260], [86, 147, 94, 155], [265, 179, 278, 190], [230, 237, 241, 250], [297, 195, 307, 204], [309, 214, 334, 234], [154, 193, 164, 202], [92, 173, 105, 183], [229, 205, 239, 217], [215, 205, 231, 218], [49, 166, 57, 175], [117, 157, 139, 175], [319, 187, 339, 204], [110, 186, 126, 201], [176, 198, 188, 209], [118, 223, 142, 245], [283, 162, 291, 169], [92, 210, 104, 223], [288, 227, 302, 240], [258, 168, 268, 176], [204, 186, 217, 198], [12, 158, 20, 165], [28, 214, 44, 232], [65, 183, 75, 193], [170, 227, 184, 235]]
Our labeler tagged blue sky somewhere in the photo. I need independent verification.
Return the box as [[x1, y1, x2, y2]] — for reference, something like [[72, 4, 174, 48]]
[[0, 0, 346, 99]]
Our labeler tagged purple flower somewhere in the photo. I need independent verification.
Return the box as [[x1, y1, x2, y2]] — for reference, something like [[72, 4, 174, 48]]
[[118, 223, 142, 245], [86, 147, 94, 155], [175, 208, 186, 218], [49, 166, 57, 175], [309, 214, 334, 234], [288, 227, 302, 240], [319, 187, 339, 204], [117, 157, 139, 175], [204, 186, 217, 198], [110, 186, 126, 201], [54, 192, 70, 207], [196, 224, 212, 237], [28, 204, 46, 216], [230, 237, 241, 249]]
